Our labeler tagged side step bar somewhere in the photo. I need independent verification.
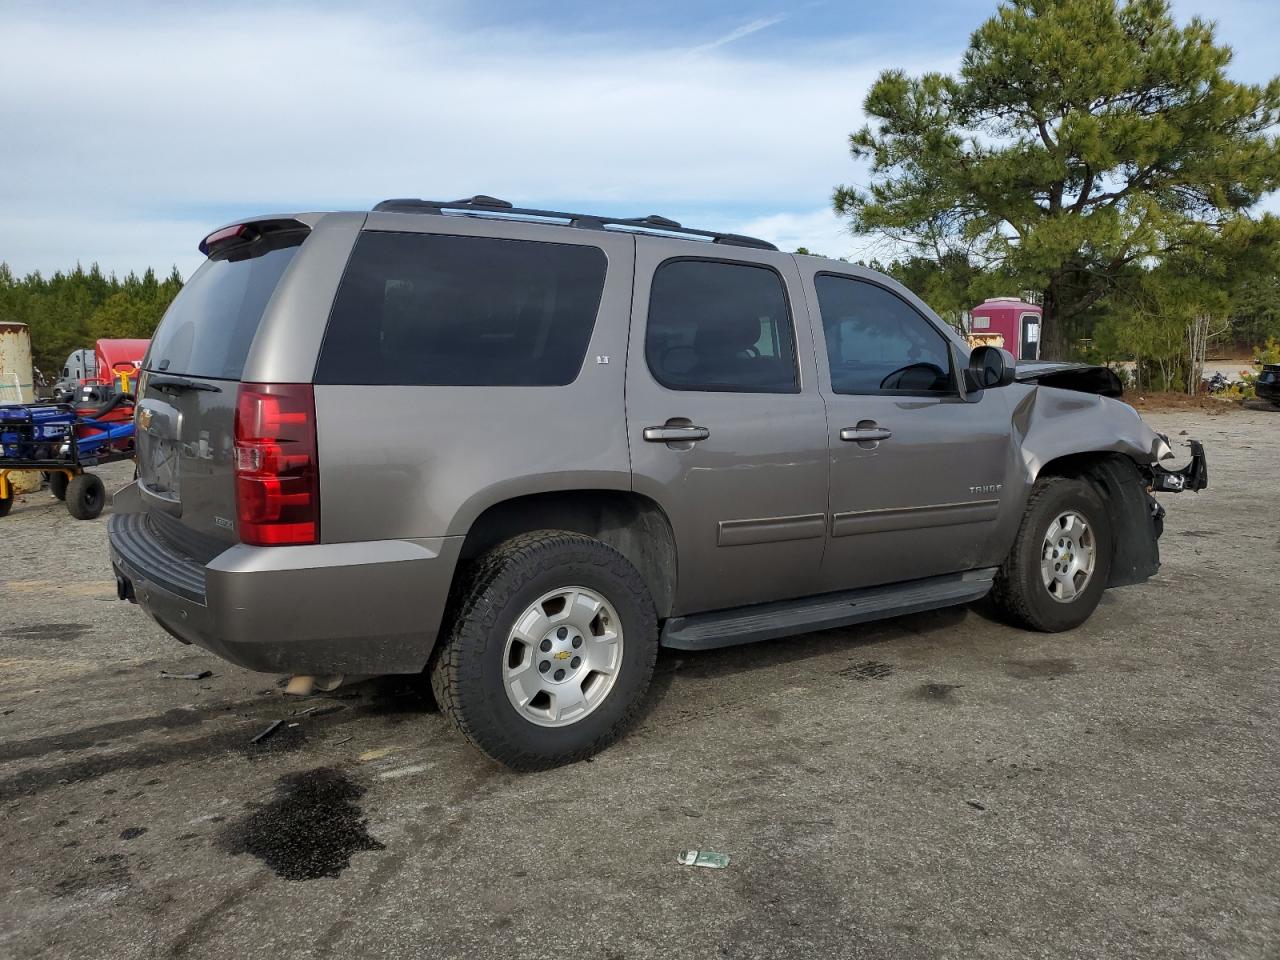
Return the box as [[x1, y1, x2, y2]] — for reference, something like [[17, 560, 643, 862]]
[[660, 568, 998, 651]]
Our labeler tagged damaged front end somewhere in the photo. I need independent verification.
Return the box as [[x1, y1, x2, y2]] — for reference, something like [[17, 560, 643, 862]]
[[1147, 438, 1209, 493], [1008, 365, 1210, 588]]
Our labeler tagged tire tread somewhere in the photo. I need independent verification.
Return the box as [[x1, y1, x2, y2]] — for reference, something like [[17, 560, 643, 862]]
[[992, 476, 1110, 632], [430, 530, 657, 770]]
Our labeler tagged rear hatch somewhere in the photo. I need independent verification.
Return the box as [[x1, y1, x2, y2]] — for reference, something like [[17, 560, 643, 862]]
[[136, 221, 309, 562]]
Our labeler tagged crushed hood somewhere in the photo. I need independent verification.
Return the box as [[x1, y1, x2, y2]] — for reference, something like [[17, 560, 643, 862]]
[[1014, 361, 1124, 398]]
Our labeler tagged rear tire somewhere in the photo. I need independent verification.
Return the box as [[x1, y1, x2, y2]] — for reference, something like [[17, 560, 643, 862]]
[[49, 472, 69, 500], [431, 531, 658, 770], [992, 476, 1113, 632], [66, 473, 105, 520]]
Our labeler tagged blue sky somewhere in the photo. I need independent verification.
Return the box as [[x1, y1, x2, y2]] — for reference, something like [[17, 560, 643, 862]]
[[1, 0, 1277, 278]]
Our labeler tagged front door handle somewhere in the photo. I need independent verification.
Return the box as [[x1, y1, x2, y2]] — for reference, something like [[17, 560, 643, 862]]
[[839, 426, 892, 442], [643, 425, 710, 443]]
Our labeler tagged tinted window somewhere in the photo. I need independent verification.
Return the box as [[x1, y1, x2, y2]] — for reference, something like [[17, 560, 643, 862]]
[[815, 276, 952, 395], [316, 232, 606, 386], [146, 237, 302, 380], [646, 259, 797, 393]]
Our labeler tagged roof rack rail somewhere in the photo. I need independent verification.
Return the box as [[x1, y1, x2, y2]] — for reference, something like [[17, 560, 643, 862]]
[[371, 195, 778, 251]]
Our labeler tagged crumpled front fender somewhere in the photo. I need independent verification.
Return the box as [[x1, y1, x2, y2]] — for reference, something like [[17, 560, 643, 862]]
[[1008, 384, 1170, 482]]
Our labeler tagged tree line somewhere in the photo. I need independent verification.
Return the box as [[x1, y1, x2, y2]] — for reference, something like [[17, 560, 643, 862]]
[[844, 251, 1280, 388], [0, 262, 183, 377]]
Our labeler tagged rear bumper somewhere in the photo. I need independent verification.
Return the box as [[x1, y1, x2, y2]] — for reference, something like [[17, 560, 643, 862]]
[[108, 506, 462, 675]]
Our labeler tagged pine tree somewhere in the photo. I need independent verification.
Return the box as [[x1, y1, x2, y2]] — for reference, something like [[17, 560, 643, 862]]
[[834, 0, 1280, 357]]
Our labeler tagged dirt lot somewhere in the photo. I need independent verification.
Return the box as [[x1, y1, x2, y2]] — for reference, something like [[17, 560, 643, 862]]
[[1, 406, 1277, 960]]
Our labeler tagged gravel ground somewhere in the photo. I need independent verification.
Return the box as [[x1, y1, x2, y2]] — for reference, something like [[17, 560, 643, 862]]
[[0, 405, 1277, 960]]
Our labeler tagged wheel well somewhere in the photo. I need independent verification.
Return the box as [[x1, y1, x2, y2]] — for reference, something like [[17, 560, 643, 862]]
[[1037, 451, 1116, 480], [1037, 451, 1160, 587], [457, 490, 678, 617]]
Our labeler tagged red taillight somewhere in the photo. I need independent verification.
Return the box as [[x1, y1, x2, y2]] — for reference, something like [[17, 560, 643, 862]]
[[234, 383, 319, 546]]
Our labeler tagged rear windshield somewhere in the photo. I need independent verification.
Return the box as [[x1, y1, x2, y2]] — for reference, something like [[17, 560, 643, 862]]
[[145, 236, 302, 380], [315, 231, 607, 386]]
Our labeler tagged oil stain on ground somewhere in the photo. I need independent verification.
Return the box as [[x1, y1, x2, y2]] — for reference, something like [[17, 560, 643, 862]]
[[5, 622, 90, 643], [839, 660, 895, 681], [220, 767, 383, 881]]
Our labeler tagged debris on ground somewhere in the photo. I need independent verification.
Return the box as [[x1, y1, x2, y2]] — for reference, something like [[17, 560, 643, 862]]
[[965, 800, 987, 811], [677, 849, 730, 869], [294, 704, 346, 719], [250, 719, 284, 744], [159, 670, 213, 680]]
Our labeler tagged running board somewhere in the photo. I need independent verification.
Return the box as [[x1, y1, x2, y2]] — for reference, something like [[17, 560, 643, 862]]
[[660, 568, 998, 651]]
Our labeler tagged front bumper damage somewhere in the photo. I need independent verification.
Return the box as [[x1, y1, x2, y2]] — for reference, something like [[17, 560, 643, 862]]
[[1135, 437, 1208, 549], [1091, 437, 1208, 588], [1149, 438, 1209, 493]]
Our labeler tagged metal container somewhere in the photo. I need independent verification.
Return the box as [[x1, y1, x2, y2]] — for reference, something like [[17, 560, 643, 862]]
[[0, 322, 42, 492]]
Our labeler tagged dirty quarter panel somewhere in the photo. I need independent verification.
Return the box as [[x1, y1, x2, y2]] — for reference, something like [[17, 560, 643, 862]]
[[311, 215, 636, 546]]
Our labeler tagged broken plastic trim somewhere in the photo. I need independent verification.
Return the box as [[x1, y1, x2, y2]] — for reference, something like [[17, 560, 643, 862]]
[[1149, 439, 1208, 492]]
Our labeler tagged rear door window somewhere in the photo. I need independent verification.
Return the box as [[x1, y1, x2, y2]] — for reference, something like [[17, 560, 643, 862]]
[[315, 232, 607, 386], [146, 236, 303, 380], [644, 259, 798, 393]]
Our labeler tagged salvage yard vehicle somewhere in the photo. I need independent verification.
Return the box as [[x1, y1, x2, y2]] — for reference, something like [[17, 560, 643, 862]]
[[1256, 363, 1280, 407], [108, 196, 1208, 769]]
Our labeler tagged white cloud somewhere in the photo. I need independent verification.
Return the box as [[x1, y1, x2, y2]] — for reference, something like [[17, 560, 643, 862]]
[[0, 4, 947, 276], [718, 207, 906, 261]]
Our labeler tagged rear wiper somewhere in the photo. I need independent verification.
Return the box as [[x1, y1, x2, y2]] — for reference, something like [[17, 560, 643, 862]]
[[147, 373, 222, 393]]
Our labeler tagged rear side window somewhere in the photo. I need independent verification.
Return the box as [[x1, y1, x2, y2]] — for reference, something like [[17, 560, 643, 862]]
[[645, 259, 798, 393], [815, 275, 952, 395], [316, 232, 607, 386], [146, 236, 302, 380]]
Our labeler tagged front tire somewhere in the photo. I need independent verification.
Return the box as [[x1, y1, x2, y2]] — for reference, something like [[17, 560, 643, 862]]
[[992, 476, 1113, 632], [431, 531, 658, 770]]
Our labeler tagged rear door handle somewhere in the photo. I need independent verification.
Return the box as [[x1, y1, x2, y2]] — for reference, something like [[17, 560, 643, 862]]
[[643, 425, 710, 442], [840, 427, 892, 442]]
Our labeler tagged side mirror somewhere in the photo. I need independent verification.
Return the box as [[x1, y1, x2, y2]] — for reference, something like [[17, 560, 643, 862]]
[[964, 346, 1016, 392]]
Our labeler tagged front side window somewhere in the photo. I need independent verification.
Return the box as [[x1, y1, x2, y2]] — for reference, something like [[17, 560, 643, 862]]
[[316, 232, 607, 386], [645, 259, 798, 393], [815, 275, 953, 395]]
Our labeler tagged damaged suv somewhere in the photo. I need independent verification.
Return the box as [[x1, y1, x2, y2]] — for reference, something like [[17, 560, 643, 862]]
[[109, 196, 1207, 769]]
